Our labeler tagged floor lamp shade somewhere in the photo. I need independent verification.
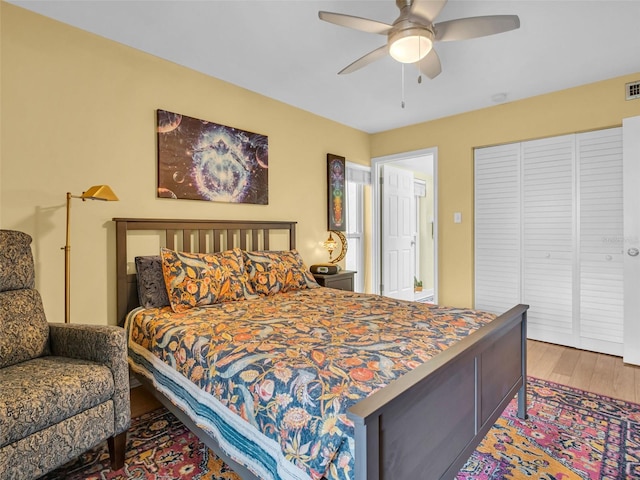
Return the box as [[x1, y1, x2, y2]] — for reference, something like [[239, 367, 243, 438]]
[[64, 185, 119, 323], [80, 185, 119, 201]]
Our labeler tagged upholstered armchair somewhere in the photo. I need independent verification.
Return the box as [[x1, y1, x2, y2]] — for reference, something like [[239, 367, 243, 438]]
[[0, 230, 130, 479]]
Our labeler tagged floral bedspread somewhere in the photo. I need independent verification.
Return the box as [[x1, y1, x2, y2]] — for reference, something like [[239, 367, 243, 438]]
[[127, 288, 495, 480]]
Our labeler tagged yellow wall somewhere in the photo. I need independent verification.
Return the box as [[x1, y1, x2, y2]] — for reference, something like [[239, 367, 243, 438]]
[[372, 73, 640, 307], [0, 3, 370, 325], [3, 3, 640, 322]]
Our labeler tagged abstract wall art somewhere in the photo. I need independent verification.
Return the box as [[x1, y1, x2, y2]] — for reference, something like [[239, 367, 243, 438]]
[[327, 153, 346, 231], [157, 109, 268, 204]]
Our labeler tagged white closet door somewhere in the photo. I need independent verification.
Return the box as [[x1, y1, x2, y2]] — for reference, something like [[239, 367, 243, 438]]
[[577, 128, 624, 356], [474, 144, 521, 314], [475, 129, 627, 356], [522, 135, 575, 345]]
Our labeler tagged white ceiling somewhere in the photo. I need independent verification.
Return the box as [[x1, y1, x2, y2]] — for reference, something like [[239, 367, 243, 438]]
[[9, 0, 640, 134]]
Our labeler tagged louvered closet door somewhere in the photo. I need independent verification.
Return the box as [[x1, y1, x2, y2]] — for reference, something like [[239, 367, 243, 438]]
[[521, 136, 576, 345], [475, 129, 626, 356], [474, 144, 521, 314], [577, 128, 623, 356]]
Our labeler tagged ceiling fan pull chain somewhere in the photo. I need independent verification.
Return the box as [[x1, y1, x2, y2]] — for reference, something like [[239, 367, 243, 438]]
[[401, 63, 406, 109], [417, 37, 423, 84]]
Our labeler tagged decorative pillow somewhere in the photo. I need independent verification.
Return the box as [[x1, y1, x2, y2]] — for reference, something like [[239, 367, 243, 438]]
[[135, 256, 170, 309], [243, 249, 319, 296], [161, 247, 256, 312]]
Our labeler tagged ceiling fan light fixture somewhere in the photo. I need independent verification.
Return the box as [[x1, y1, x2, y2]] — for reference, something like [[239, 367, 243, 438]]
[[389, 28, 433, 63]]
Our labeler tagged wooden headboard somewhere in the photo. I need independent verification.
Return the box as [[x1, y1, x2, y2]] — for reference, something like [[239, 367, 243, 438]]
[[113, 218, 297, 325]]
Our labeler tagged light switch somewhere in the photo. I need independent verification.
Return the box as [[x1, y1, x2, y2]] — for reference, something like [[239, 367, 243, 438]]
[[454, 212, 462, 223]]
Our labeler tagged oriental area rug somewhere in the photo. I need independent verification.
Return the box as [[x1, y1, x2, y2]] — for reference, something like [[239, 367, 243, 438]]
[[40, 377, 640, 480]]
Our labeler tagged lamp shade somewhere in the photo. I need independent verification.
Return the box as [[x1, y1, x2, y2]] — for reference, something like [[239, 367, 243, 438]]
[[322, 230, 347, 264], [81, 185, 119, 201], [323, 232, 338, 259]]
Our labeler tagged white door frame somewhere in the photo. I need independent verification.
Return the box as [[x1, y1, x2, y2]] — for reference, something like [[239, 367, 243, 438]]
[[372, 148, 438, 300], [623, 115, 640, 365]]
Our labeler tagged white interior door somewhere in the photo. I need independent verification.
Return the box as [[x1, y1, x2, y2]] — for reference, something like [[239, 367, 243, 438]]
[[474, 143, 522, 314], [578, 128, 624, 356], [522, 135, 576, 346], [623, 115, 640, 365], [382, 164, 415, 300]]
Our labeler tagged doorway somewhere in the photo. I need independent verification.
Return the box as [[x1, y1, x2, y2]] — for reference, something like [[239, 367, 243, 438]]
[[372, 148, 438, 303]]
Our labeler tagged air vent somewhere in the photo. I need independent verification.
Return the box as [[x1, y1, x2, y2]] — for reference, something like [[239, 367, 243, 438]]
[[627, 81, 640, 100]]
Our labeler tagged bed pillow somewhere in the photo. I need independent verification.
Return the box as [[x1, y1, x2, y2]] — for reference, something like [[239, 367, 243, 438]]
[[135, 255, 171, 309], [161, 247, 256, 312], [243, 249, 319, 296]]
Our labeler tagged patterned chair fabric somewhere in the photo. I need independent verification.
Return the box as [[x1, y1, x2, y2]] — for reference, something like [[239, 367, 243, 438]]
[[0, 230, 35, 291], [0, 230, 130, 480]]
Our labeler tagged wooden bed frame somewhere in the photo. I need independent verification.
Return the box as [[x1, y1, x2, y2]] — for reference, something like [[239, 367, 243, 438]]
[[114, 217, 529, 480]]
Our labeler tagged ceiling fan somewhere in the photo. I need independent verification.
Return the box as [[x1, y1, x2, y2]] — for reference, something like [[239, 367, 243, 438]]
[[319, 0, 520, 79]]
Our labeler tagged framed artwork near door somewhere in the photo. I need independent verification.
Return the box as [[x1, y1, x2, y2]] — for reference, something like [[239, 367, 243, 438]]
[[327, 153, 346, 231]]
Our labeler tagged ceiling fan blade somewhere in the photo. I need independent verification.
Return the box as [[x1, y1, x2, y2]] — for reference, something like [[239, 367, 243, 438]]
[[435, 15, 520, 42], [319, 11, 392, 34], [410, 0, 448, 23], [417, 48, 442, 79], [339, 45, 389, 75]]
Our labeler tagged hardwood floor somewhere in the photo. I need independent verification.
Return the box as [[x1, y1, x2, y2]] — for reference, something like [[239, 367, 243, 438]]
[[129, 339, 640, 417], [527, 339, 640, 403], [130, 383, 162, 418]]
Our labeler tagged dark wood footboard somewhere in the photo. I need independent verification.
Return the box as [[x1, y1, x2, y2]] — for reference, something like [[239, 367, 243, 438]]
[[348, 304, 528, 480]]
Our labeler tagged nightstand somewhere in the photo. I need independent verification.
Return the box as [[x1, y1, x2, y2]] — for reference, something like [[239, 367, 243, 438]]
[[312, 270, 356, 292]]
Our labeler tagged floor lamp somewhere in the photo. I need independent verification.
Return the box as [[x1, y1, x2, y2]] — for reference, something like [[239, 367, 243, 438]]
[[63, 185, 118, 323]]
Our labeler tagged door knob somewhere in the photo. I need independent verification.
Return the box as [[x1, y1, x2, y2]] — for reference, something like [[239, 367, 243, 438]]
[[628, 248, 639, 257]]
